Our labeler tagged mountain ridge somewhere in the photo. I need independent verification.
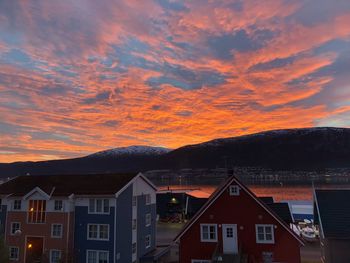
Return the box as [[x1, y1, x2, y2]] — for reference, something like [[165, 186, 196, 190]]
[[1, 127, 350, 177]]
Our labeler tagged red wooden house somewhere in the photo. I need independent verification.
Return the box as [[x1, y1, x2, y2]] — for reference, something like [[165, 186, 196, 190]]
[[174, 176, 304, 263]]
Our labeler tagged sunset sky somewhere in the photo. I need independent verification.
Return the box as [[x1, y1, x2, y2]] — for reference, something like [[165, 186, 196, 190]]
[[1, 0, 350, 162]]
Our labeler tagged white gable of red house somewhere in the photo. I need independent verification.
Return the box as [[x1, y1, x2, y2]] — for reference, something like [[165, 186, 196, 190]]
[[174, 176, 304, 263]]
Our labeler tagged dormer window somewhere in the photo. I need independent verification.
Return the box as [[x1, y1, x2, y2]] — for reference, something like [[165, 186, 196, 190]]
[[89, 199, 109, 214], [13, 200, 21, 210], [28, 200, 46, 223], [54, 200, 63, 211], [229, 185, 240, 196]]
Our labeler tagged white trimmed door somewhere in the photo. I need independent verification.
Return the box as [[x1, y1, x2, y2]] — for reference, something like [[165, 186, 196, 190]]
[[222, 224, 238, 254]]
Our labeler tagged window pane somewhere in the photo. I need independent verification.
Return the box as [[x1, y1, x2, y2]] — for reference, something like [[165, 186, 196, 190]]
[[257, 226, 264, 233], [201, 225, 209, 240], [265, 227, 272, 234], [266, 233, 272, 240], [88, 251, 97, 263], [89, 225, 98, 239], [103, 199, 109, 213], [89, 199, 95, 213], [99, 225, 109, 239], [258, 233, 265, 240], [99, 251, 108, 263], [210, 226, 216, 239], [96, 199, 103, 213]]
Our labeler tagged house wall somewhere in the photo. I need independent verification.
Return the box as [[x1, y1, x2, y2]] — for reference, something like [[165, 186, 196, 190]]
[[133, 176, 157, 260], [74, 203, 115, 263], [179, 182, 301, 263], [5, 211, 72, 263], [137, 194, 156, 258], [322, 238, 350, 263], [0, 203, 7, 235], [115, 185, 132, 263]]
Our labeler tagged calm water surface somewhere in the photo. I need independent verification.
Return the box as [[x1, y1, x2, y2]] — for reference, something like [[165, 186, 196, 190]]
[[157, 179, 350, 201]]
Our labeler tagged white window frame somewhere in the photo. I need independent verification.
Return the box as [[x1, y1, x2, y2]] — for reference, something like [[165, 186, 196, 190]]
[[132, 242, 137, 254], [145, 194, 151, 205], [200, 224, 217, 242], [50, 249, 62, 263], [88, 199, 110, 214], [145, 235, 151, 248], [255, 224, 275, 244], [9, 246, 19, 261], [86, 250, 109, 263], [10, 222, 21, 235], [191, 260, 211, 263], [229, 185, 240, 196], [54, 200, 63, 211], [13, 200, 21, 210], [27, 199, 47, 224], [145, 213, 151, 227], [132, 196, 137, 206], [87, 224, 109, 241], [51, 224, 63, 238]]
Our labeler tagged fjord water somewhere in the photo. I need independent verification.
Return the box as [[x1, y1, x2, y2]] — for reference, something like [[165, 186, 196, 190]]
[[156, 177, 350, 201]]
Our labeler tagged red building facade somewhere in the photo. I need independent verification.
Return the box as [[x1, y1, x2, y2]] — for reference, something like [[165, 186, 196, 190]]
[[4, 188, 74, 263], [175, 176, 304, 263]]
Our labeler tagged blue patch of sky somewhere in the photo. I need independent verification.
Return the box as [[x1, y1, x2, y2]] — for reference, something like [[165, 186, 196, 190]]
[[146, 63, 227, 90], [287, 0, 350, 27], [0, 31, 23, 45], [82, 90, 110, 105], [207, 29, 275, 60], [248, 56, 296, 72], [155, 0, 189, 12]]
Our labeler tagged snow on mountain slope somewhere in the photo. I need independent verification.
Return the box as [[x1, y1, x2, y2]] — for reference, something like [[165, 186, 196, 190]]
[[87, 145, 171, 158]]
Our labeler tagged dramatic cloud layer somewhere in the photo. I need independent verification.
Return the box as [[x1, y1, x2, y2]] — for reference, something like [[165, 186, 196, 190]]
[[1, 0, 350, 162]]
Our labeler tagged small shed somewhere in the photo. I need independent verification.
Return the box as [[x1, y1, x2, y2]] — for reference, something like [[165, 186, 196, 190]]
[[156, 189, 209, 221], [314, 189, 350, 263]]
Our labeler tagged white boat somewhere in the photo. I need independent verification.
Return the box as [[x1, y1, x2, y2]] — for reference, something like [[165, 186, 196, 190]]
[[301, 226, 318, 242]]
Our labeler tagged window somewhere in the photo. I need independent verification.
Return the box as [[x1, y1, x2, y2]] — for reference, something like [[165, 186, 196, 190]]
[[13, 200, 21, 210], [200, 224, 217, 242], [50, 250, 61, 263], [145, 194, 151, 205], [145, 213, 151, 227], [28, 200, 46, 223], [132, 196, 137, 206], [145, 235, 151, 248], [132, 219, 137, 230], [87, 250, 109, 263], [256, 225, 275, 244], [191, 260, 211, 263], [132, 243, 136, 254], [51, 224, 63, 238], [9, 247, 19, 260], [226, 227, 233, 238], [87, 224, 109, 240], [229, 185, 240, 196], [54, 200, 63, 211], [89, 199, 109, 214], [11, 222, 20, 235]]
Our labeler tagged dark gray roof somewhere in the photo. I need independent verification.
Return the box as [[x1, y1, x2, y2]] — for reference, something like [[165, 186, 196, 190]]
[[267, 202, 294, 224], [259, 196, 274, 204], [314, 189, 350, 239], [0, 173, 138, 196]]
